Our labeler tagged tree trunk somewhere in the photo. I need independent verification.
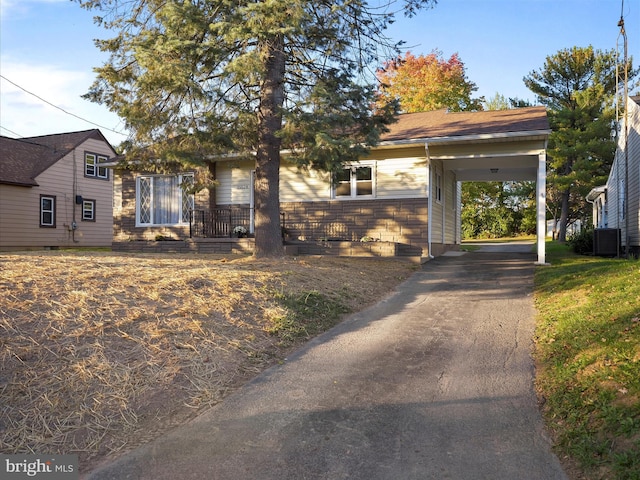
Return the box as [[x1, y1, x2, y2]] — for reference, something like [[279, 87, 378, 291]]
[[557, 188, 571, 242], [254, 36, 286, 258]]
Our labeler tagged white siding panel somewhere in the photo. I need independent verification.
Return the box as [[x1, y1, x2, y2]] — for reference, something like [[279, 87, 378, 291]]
[[628, 101, 640, 245], [430, 159, 444, 243], [215, 160, 253, 205], [444, 169, 458, 244], [606, 99, 640, 247], [376, 158, 428, 199], [280, 162, 331, 202]]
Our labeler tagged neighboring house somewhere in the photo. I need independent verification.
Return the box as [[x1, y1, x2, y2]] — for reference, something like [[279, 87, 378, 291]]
[[0, 129, 117, 250], [587, 95, 640, 255], [113, 107, 550, 262]]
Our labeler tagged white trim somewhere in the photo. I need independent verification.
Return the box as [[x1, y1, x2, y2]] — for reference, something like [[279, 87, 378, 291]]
[[331, 161, 376, 200], [536, 149, 547, 265], [377, 130, 552, 148], [135, 173, 194, 227]]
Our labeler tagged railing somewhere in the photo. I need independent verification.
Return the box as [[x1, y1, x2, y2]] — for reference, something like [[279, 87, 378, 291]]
[[189, 208, 252, 238]]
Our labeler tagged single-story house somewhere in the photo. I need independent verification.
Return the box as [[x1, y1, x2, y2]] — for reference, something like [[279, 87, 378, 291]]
[[0, 129, 117, 250], [587, 95, 640, 256], [112, 107, 550, 262]]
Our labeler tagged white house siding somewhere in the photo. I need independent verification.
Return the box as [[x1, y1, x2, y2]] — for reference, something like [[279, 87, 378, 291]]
[[215, 154, 429, 203], [279, 162, 331, 202], [0, 139, 113, 249], [605, 98, 640, 250], [444, 169, 458, 244], [215, 160, 254, 205], [375, 157, 428, 199]]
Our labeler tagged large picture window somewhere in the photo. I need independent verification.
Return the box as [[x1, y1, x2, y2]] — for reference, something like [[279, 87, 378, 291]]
[[334, 164, 374, 199], [40, 195, 56, 228], [136, 174, 194, 226]]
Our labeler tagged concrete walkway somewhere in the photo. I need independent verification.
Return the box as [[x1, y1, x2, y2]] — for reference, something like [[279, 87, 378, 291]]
[[86, 247, 567, 480]]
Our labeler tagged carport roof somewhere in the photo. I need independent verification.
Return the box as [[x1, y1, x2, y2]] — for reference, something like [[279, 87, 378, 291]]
[[380, 106, 550, 144]]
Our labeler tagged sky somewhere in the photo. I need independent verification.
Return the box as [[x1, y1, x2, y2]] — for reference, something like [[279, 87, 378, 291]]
[[1, 0, 638, 148]]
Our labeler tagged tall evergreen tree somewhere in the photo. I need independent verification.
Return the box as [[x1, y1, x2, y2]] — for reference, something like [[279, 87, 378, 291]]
[[76, 0, 437, 257], [523, 46, 636, 242]]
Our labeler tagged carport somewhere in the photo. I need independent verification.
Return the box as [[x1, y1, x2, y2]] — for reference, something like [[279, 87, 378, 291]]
[[381, 107, 551, 264]]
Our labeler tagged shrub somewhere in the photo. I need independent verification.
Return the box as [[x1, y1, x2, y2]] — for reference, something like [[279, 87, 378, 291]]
[[567, 227, 593, 255]]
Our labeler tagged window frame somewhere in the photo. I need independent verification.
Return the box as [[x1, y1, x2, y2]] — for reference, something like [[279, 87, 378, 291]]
[[40, 195, 56, 228], [434, 169, 443, 204], [135, 173, 195, 226], [85, 152, 109, 180], [81, 199, 96, 222], [332, 163, 375, 200]]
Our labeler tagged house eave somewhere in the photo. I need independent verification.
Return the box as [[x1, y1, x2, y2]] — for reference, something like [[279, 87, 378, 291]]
[[376, 129, 552, 149], [586, 185, 607, 202]]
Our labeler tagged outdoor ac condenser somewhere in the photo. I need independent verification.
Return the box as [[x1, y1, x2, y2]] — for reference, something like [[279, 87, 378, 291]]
[[593, 228, 620, 257]]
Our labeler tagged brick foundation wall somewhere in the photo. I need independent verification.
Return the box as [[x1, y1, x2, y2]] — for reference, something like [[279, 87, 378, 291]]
[[281, 198, 428, 255], [112, 238, 254, 254]]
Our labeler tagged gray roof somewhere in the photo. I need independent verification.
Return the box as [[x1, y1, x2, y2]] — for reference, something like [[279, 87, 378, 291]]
[[0, 129, 115, 187]]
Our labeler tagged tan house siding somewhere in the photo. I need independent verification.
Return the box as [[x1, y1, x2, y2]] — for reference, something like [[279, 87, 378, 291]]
[[279, 162, 330, 203], [0, 138, 114, 249]]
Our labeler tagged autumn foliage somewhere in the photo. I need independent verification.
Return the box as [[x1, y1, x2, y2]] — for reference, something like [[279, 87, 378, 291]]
[[376, 50, 483, 113]]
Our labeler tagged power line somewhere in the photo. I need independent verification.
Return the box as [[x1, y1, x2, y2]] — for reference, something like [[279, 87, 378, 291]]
[[0, 125, 24, 137], [0, 74, 129, 137]]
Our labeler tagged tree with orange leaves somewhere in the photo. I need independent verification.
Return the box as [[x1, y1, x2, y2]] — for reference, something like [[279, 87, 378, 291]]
[[376, 50, 483, 113]]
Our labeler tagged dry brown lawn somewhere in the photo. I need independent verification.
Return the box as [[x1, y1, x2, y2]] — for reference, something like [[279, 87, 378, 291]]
[[0, 251, 416, 473]]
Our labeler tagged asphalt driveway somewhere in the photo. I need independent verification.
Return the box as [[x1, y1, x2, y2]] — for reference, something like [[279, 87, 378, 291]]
[[86, 246, 567, 480]]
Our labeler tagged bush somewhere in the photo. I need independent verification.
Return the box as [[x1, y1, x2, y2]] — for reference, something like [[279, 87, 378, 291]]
[[567, 227, 593, 255]]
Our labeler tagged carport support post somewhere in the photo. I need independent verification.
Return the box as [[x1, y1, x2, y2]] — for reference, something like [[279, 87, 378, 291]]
[[536, 149, 547, 265]]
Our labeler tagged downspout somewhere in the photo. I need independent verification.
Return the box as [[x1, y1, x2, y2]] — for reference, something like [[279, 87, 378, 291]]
[[425, 143, 434, 259]]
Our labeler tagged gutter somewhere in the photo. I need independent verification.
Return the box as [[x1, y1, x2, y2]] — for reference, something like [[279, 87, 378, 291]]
[[377, 129, 552, 149]]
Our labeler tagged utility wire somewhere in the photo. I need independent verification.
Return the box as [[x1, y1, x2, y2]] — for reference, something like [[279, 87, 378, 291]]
[[0, 125, 24, 137], [0, 74, 129, 137]]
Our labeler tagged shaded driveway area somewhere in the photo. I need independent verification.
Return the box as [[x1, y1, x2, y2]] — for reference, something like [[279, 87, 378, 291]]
[[87, 246, 567, 480]]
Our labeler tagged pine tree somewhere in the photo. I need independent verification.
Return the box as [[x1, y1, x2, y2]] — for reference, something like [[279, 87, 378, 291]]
[[524, 46, 637, 242], [77, 0, 437, 257]]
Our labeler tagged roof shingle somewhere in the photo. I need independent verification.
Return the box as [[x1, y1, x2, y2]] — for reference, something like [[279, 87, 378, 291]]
[[0, 129, 114, 186], [381, 106, 550, 142]]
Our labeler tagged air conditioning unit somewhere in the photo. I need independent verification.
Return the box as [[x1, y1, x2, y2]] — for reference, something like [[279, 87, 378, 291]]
[[593, 228, 620, 257]]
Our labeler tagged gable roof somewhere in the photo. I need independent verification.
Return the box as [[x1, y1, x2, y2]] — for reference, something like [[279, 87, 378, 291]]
[[0, 129, 116, 187], [380, 106, 550, 143]]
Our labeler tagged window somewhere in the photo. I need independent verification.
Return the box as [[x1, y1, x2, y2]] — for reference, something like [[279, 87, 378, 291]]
[[82, 199, 96, 221], [434, 170, 443, 204], [136, 174, 194, 226], [334, 165, 374, 199], [85, 152, 109, 179], [40, 195, 56, 227]]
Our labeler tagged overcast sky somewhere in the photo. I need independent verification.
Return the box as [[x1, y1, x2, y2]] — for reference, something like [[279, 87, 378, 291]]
[[1, 0, 638, 148]]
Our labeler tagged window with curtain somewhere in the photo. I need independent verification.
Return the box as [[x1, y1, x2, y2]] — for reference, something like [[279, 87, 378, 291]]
[[136, 174, 194, 226]]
